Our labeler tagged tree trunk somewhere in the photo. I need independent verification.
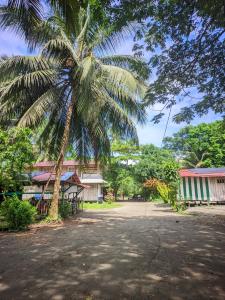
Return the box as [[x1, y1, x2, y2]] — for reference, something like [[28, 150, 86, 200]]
[[48, 97, 75, 219], [114, 189, 118, 201]]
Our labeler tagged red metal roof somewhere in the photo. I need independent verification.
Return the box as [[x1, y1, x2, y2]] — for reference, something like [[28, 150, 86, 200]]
[[33, 160, 97, 168], [179, 168, 225, 178]]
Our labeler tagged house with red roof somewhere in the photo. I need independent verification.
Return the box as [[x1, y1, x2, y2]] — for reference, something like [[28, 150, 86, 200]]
[[179, 168, 225, 203], [23, 170, 86, 201], [24, 160, 106, 201]]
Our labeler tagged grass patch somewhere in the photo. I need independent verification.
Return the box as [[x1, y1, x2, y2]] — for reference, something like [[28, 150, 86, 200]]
[[83, 202, 121, 210]]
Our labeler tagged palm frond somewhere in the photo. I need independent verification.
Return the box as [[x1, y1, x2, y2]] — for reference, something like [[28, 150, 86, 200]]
[[41, 37, 78, 65], [100, 55, 150, 80], [101, 64, 147, 98], [49, 0, 82, 36], [0, 4, 45, 50], [76, 5, 90, 47], [6, 1, 43, 19], [0, 69, 56, 102], [17, 88, 63, 127], [92, 86, 139, 140], [0, 56, 51, 82]]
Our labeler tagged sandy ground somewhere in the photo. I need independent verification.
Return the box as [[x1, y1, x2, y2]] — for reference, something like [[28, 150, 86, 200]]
[[0, 202, 225, 300]]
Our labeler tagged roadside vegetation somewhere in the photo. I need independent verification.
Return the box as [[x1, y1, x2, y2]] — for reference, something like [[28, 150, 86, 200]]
[[0, 195, 36, 231], [104, 122, 225, 210]]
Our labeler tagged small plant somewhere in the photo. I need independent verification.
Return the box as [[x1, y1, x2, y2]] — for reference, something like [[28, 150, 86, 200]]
[[59, 201, 72, 219], [104, 188, 115, 204], [42, 215, 62, 223], [144, 178, 187, 212], [156, 181, 170, 203], [1, 195, 37, 230]]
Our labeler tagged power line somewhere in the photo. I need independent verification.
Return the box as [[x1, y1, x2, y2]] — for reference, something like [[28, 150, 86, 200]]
[[161, 105, 172, 147]]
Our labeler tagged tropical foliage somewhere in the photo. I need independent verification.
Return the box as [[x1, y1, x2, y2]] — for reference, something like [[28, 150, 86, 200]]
[[144, 178, 170, 202], [104, 141, 178, 200], [94, 0, 225, 123], [0, 127, 34, 194], [163, 121, 225, 168], [133, 145, 179, 184]]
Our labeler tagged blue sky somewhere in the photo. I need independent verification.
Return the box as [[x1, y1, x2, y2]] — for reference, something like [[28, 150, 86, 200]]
[[0, 28, 221, 146]]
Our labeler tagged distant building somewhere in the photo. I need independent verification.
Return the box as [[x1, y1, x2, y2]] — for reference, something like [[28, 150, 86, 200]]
[[23, 170, 86, 201], [27, 160, 106, 201], [179, 168, 225, 203]]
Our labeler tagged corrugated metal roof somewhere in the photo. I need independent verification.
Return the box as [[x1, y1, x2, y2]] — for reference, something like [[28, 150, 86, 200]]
[[33, 160, 97, 167], [32, 172, 54, 182], [61, 172, 75, 181], [32, 171, 81, 185], [191, 168, 225, 174], [31, 171, 46, 177], [179, 168, 225, 177]]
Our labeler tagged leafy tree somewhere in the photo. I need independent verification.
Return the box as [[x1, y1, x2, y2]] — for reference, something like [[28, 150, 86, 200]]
[[104, 142, 178, 200], [103, 140, 140, 199], [92, 0, 225, 123], [117, 171, 139, 200], [0, 6, 148, 218], [103, 161, 122, 200], [0, 128, 34, 193], [163, 121, 225, 168], [111, 139, 140, 164], [133, 144, 179, 184]]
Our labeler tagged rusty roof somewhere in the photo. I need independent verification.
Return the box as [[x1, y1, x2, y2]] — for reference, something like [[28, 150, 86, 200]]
[[179, 168, 225, 178], [32, 171, 82, 185], [33, 160, 97, 168]]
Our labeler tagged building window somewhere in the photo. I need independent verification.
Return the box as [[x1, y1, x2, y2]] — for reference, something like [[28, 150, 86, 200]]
[[217, 179, 225, 184]]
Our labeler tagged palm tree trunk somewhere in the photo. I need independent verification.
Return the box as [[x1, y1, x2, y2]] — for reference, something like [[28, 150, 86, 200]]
[[48, 97, 75, 219]]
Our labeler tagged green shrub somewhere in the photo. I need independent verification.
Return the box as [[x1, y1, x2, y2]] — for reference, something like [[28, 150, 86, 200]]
[[104, 189, 114, 204], [59, 201, 72, 219], [1, 195, 37, 230], [156, 181, 170, 203]]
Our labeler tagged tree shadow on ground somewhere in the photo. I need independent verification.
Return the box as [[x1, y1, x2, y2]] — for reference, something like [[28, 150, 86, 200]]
[[0, 205, 225, 300]]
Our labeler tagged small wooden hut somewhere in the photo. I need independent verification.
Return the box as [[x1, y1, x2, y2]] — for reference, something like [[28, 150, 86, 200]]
[[179, 168, 225, 203], [23, 171, 88, 200]]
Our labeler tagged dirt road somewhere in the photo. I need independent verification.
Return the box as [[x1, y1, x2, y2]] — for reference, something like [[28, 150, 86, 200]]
[[1, 202, 225, 300]]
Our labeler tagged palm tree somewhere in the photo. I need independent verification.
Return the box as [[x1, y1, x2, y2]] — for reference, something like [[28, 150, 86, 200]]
[[0, 7, 148, 219], [180, 151, 209, 168]]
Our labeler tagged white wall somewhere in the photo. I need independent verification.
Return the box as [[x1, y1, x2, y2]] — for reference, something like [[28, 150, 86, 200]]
[[209, 178, 225, 201], [80, 184, 102, 201]]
